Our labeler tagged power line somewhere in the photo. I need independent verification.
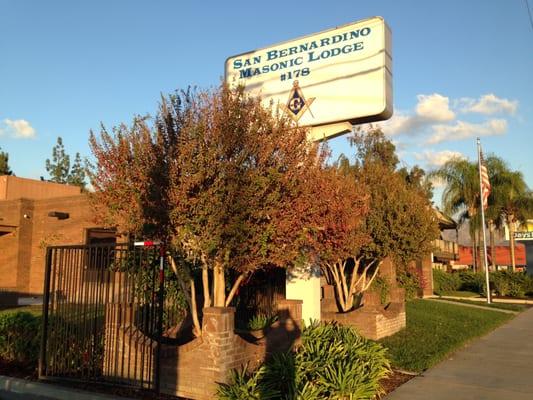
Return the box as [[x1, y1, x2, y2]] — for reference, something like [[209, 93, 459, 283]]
[[525, 0, 533, 32]]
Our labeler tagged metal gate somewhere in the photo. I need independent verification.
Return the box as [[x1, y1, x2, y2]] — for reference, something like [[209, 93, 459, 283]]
[[38, 243, 173, 392]]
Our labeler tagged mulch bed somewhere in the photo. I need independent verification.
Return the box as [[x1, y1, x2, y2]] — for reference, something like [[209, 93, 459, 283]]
[[380, 369, 417, 396]]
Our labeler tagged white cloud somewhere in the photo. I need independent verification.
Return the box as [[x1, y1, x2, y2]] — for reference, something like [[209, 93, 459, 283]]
[[458, 94, 518, 115], [427, 119, 507, 145], [382, 93, 455, 137], [415, 94, 455, 121], [2, 119, 36, 138], [414, 149, 466, 168]]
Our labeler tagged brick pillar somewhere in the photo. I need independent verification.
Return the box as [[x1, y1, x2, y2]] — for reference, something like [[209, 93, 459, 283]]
[[201, 307, 238, 381], [417, 254, 433, 297]]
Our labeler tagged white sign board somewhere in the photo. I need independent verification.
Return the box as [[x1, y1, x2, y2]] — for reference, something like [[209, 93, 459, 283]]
[[225, 17, 392, 141], [514, 232, 533, 241]]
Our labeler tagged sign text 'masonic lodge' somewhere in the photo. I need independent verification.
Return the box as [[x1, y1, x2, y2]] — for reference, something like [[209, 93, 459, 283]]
[[231, 26, 372, 79]]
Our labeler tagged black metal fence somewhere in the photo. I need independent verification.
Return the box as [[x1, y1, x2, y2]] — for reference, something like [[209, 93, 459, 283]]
[[39, 244, 286, 394], [39, 243, 168, 392]]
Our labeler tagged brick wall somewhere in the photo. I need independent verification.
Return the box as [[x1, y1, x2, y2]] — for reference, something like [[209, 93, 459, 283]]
[[103, 301, 303, 400], [29, 195, 95, 294], [322, 288, 406, 340], [0, 193, 108, 298], [320, 257, 407, 340]]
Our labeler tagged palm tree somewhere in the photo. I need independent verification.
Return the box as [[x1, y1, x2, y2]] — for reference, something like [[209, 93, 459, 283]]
[[489, 161, 533, 270], [431, 157, 481, 269]]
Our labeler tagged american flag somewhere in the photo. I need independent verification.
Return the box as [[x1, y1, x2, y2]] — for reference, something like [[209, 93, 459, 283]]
[[480, 151, 491, 210]]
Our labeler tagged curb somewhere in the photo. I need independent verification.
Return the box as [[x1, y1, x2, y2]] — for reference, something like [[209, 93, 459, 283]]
[[0, 376, 135, 400]]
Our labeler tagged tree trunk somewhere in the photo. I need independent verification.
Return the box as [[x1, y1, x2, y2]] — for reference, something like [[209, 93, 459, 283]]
[[213, 261, 226, 307], [225, 273, 246, 307], [472, 231, 477, 272], [202, 266, 211, 308], [489, 220, 496, 271], [190, 279, 201, 337], [167, 256, 201, 336], [509, 217, 516, 272]]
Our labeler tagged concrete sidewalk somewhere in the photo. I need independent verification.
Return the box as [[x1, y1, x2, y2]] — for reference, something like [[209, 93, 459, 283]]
[[0, 375, 135, 400], [385, 307, 533, 399]]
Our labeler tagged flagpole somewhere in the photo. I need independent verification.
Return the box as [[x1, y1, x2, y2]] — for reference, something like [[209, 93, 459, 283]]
[[477, 138, 491, 304]]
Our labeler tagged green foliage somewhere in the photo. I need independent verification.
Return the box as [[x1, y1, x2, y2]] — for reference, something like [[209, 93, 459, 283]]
[[397, 269, 421, 300], [46, 137, 86, 187], [344, 127, 439, 267], [218, 322, 391, 400], [457, 271, 486, 295], [437, 270, 533, 298], [46, 137, 70, 183], [67, 152, 87, 188], [0, 311, 41, 364], [380, 299, 513, 372], [432, 269, 461, 295], [370, 276, 391, 305], [491, 271, 531, 298], [0, 146, 13, 175], [217, 365, 279, 400], [247, 314, 278, 331]]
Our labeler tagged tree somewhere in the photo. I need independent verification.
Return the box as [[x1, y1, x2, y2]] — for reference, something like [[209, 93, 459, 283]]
[[487, 158, 533, 270], [321, 128, 439, 312], [430, 157, 482, 269], [89, 86, 331, 335], [67, 152, 87, 187], [45, 137, 86, 188], [0, 147, 13, 175], [46, 137, 70, 183], [433, 155, 532, 271]]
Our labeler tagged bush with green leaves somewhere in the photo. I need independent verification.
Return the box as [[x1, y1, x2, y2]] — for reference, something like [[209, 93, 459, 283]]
[[217, 322, 391, 400], [0, 311, 41, 364], [458, 271, 486, 295], [397, 269, 421, 300], [490, 271, 531, 298], [370, 276, 391, 305], [432, 269, 461, 295], [247, 314, 278, 331]]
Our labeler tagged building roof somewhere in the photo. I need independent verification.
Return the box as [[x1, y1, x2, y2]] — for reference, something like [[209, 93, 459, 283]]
[[0, 176, 81, 201]]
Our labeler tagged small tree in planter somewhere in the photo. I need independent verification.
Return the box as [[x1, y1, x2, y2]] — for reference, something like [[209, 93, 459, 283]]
[[89, 85, 331, 336], [321, 127, 439, 312]]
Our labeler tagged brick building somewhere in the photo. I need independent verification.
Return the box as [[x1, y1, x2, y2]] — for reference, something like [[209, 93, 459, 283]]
[[0, 176, 114, 304]]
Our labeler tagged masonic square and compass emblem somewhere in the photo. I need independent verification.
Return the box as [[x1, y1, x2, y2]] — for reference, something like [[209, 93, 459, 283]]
[[281, 80, 315, 122]]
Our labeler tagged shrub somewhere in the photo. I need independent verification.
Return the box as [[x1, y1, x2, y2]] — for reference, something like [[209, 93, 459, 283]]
[[0, 311, 41, 364], [397, 269, 422, 300], [370, 277, 391, 305], [491, 271, 530, 298], [247, 314, 278, 331], [218, 322, 391, 399], [217, 365, 279, 400], [458, 271, 486, 295], [432, 269, 461, 295]]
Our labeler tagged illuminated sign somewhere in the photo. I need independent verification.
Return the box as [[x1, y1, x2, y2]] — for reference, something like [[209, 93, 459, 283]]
[[225, 17, 393, 141]]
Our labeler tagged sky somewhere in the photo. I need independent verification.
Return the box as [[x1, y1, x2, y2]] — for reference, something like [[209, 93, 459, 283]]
[[1, 0, 532, 206]]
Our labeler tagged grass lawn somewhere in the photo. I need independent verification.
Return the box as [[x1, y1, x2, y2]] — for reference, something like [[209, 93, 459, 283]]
[[439, 290, 480, 298], [435, 298, 529, 312], [380, 299, 514, 373]]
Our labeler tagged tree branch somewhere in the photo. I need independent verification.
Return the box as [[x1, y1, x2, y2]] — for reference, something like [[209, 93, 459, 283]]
[[225, 272, 247, 307]]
